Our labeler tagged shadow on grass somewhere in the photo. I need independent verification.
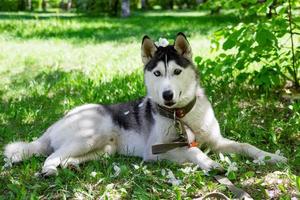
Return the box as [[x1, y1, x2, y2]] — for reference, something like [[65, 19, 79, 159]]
[[0, 68, 145, 146], [0, 11, 240, 43]]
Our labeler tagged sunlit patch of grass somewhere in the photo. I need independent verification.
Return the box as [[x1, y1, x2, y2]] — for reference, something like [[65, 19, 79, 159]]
[[0, 10, 235, 89]]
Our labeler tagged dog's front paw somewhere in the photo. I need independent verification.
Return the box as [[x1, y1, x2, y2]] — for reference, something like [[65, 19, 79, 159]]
[[254, 153, 287, 165], [268, 154, 287, 164]]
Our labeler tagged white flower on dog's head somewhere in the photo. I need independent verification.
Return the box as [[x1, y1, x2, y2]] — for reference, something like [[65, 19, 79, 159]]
[[155, 38, 169, 47]]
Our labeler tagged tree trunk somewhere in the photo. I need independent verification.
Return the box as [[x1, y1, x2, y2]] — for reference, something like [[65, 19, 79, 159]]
[[18, 0, 26, 11], [210, 6, 221, 15], [42, 0, 47, 12], [27, 0, 32, 11], [110, 0, 119, 16], [60, 0, 64, 9], [168, 0, 173, 10], [141, 0, 147, 10], [67, 0, 72, 11], [121, 0, 130, 17]]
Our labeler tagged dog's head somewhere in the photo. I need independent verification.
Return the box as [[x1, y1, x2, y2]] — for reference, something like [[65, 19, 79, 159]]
[[142, 33, 198, 108]]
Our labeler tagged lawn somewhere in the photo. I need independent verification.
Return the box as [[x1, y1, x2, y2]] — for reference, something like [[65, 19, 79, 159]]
[[0, 11, 299, 199]]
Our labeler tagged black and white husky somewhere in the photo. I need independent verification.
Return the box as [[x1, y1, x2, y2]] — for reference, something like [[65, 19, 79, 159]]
[[4, 33, 287, 176]]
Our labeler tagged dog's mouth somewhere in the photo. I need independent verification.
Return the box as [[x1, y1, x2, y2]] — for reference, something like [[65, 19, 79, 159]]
[[164, 101, 176, 107]]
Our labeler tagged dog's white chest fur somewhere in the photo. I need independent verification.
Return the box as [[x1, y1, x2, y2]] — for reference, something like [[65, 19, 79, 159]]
[[181, 94, 221, 145]]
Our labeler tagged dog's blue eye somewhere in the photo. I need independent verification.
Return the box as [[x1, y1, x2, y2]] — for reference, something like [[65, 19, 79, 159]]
[[153, 71, 161, 77], [174, 69, 182, 75]]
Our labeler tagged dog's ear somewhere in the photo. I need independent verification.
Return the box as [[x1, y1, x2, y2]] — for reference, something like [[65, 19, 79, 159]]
[[174, 32, 192, 60], [141, 36, 157, 65]]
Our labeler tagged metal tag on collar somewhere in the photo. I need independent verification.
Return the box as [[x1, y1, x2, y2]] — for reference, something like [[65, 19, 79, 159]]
[[176, 108, 185, 118]]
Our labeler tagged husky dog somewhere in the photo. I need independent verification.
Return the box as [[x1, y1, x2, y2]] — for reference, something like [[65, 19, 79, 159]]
[[4, 33, 287, 176]]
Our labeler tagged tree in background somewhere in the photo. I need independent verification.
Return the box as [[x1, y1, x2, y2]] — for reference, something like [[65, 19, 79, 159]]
[[121, 0, 130, 17], [19, 0, 27, 10], [110, 0, 120, 16], [27, 0, 32, 10], [159, 0, 173, 10], [60, 0, 72, 11], [141, 0, 148, 10], [0, 0, 197, 13], [42, 0, 47, 11]]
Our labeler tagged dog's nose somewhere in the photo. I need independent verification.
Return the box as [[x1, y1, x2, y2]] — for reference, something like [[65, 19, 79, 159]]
[[162, 90, 174, 101]]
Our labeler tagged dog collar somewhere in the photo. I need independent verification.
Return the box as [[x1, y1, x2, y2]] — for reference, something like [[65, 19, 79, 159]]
[[152, 97, 198, 155], [156, 97, 197, 119]]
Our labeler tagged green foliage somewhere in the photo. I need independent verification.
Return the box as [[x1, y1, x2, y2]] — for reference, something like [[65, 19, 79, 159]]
[[296, 176, 300, 191], [0, 0, 22, 11], [48, 0, 61, 8], [0, 0, 198, 12], [198, 0, 300, 90], [0, 0, 63, 11]]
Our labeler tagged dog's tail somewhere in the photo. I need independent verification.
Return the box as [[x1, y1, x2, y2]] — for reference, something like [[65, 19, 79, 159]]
[[4, 134, 51, 163]]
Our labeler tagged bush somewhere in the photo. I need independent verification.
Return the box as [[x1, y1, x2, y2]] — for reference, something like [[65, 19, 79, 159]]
[[197, 0, 300, 90]]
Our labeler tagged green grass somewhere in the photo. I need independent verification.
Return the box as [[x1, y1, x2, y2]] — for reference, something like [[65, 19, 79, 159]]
[[0, 11, 299, 199]]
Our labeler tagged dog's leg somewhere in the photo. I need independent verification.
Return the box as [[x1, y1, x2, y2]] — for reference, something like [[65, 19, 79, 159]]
[[60, 144, 117, 169], [211, 137, 287, 163], [157, 147, 223, 172], [203, 118, 287, 163], [40, 129, 117, 176], [41, 142, 89, 176]]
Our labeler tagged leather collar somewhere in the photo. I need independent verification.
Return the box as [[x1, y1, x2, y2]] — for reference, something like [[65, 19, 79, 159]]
[[152, 97, 198, 155], [156, 97, 197, 119]]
